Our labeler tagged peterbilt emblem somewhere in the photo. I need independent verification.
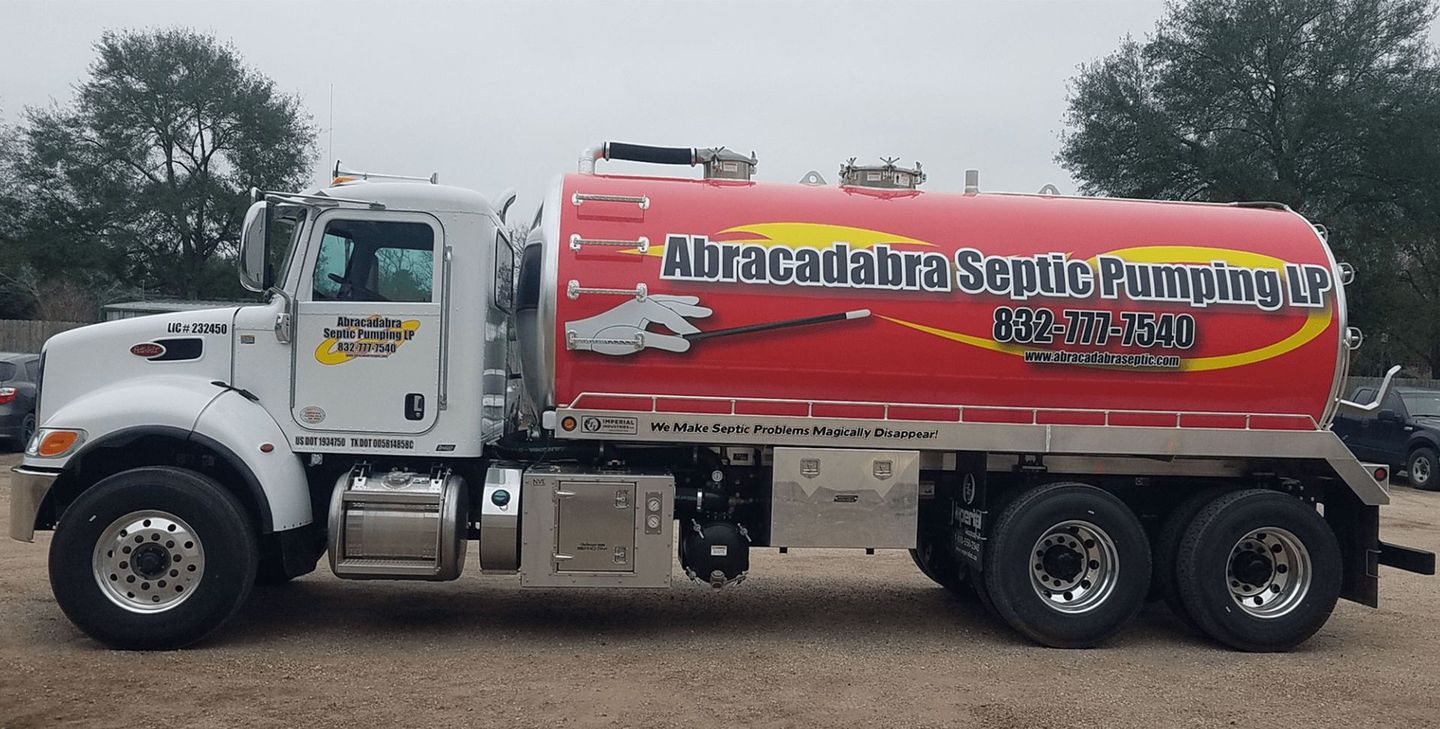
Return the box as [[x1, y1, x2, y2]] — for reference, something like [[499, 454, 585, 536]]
[[873, 460, 893, 480], [129, 342, 166, 359], [799, 458, 820, 478]]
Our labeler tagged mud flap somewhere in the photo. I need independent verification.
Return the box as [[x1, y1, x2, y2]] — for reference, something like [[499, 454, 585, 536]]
[[952, 452, 988, 572], [1324, 486, 1379, 607]]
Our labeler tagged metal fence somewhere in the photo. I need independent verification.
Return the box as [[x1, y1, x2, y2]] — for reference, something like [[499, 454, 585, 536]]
[[0, 320, 87, 354]]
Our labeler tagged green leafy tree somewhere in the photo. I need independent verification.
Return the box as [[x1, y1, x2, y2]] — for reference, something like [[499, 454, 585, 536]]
[[1059, 0, 1440, 375], [15, 28, 316, 301]]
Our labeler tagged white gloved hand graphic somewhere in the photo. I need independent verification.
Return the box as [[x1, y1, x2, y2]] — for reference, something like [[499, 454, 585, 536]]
[[566, 295, 714, 355]]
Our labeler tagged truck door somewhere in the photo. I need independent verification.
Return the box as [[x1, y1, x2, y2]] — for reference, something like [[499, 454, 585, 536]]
[[292, 211, 444, 434]]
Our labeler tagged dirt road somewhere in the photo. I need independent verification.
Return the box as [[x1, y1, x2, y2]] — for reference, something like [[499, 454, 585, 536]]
[[2, 451, 1438, 728]]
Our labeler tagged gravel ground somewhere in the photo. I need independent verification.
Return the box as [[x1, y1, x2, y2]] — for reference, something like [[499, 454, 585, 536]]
[[2, 450, 1439, 729]]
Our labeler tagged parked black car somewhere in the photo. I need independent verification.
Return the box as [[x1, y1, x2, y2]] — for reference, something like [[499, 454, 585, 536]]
[[1333, 385, 1440, 490], [0, 352, 39, 451]]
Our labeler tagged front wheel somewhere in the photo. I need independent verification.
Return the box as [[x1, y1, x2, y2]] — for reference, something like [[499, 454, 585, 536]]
[[983, 482, 1151, 648], [1408, 448, 1438, 491], [49, 466, 258, 649], [1174, 489, 1341, 652]]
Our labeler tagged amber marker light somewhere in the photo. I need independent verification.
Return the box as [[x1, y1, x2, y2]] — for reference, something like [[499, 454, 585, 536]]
[[36, 429, 84, 458], [561, 416, 577, 431]]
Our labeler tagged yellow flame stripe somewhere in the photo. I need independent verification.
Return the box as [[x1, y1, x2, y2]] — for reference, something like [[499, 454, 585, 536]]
[[315, 319, 421, 366], [624, 222, 934, 257], [883, 245, 1333, 372]]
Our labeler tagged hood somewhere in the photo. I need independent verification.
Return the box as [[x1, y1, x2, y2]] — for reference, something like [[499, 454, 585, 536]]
[[39, 307, 240, 423]]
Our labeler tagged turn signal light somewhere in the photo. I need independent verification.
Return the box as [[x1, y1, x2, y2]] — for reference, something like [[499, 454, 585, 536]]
[[35, 429, 84, 458]]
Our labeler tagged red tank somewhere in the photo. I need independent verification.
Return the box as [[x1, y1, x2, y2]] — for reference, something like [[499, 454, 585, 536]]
[[535, 172, 1346, 432]]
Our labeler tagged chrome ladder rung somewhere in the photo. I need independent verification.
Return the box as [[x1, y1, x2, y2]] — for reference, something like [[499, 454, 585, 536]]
[[566, 280, 648, 301], [571, 192, 650, 209], [570, 234, 649, 253]]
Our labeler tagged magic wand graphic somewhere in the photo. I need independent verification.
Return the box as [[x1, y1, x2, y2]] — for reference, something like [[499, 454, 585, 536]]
[[682, 309, 872, 342], [564, 297, 871, 356]]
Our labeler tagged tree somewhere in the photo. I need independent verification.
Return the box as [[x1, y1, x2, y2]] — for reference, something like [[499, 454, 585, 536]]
[[14, 28, 316, 300], [1059, 0, 1440, 375]]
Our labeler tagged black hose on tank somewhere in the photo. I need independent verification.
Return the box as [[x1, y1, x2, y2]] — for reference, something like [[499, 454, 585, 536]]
[[605, 142, 695, 166]]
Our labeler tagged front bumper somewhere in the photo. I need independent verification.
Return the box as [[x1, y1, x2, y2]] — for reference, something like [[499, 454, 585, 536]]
[[9, 466, 59, 542]]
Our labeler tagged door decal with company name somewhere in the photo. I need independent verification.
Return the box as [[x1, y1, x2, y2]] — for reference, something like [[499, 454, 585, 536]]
[[314, 315, 421, 365]]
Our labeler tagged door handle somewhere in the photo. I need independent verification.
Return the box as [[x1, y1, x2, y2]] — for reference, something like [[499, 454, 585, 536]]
[[274, 312, 292, 344]]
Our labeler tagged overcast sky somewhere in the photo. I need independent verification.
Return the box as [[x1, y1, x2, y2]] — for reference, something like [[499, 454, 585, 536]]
[[4, 1, 1438, 217]]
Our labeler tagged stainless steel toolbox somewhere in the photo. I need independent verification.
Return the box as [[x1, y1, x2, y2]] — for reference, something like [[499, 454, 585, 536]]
[[519, 464, 675, 587], [770, 447, 919, 549]]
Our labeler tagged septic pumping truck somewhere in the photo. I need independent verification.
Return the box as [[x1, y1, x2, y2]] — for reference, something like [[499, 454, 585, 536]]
[[10, 142, 1435, 650]]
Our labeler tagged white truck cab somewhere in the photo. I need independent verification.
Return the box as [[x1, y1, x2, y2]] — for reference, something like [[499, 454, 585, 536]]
[[11, 174, 519, 647]]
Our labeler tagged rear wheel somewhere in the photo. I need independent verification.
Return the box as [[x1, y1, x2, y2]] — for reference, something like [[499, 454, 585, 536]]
[[1408, 448, 1438, 491], [1151, 487, 1227, 627], [48, 466, 258, 649], [910, 537, 968, 593], [1175, 489, 1341, 652], [983, 482, 1151, 648]]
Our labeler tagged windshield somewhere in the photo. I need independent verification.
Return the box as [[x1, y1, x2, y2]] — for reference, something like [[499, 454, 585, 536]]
[[268, 205, 309, 291], [1401, 391, 1440, 417]]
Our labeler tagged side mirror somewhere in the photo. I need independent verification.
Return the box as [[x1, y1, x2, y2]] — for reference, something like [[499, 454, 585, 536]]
[[239, 199, 268, 292], [1377, 409, 1400, 423]]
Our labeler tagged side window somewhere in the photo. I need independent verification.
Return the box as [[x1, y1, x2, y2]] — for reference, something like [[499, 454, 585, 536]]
[[1352, 387, 1375, 402], [494, 231, 516, 311], [24, 359, 38, 382], [311, 219, 436, 302], [1382, 390, 1405, 416]]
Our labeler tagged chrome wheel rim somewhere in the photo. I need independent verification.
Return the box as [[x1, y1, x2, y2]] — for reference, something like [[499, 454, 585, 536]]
[[92, 510, 205, 613], [1227, 527, 1310, 619], [1029, 520, 1120, 614], [1413, 458, 1430, 485]]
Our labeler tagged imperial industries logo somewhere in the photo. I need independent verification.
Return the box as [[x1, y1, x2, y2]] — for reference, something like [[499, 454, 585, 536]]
[[580, 416, 638, 435]]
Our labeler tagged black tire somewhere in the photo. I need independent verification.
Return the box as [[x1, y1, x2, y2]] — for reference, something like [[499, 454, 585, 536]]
[[1151, 487, 1228, 627], [19, 411, 36, 449], [910, 538, 968, 593], [971, 565, 1000, 618], [1408, 447, 1439, 491], [3, 412, 35, 452], [983, 482, 1151, 648], [1174, 489, 1341, 652], [49, 466, 259, 650]]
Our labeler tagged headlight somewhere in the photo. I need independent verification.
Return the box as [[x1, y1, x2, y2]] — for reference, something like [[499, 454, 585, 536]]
[[30, 428, 85, 458]]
